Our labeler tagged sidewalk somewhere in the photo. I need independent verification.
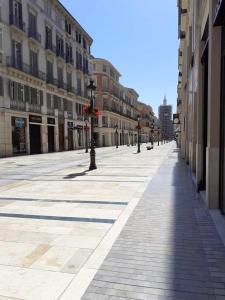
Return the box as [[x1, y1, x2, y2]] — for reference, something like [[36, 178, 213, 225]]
[[82, 147, 225, 300]]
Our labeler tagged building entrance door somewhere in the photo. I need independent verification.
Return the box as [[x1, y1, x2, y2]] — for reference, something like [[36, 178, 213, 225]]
[[68, 129, 74, 150], [48, 126, 55, 153], [58, 122, 65, 151], [29, 124, 41, 154]]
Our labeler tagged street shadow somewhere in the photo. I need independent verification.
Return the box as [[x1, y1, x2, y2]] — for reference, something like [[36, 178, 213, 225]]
[[63, 169, 90, 179]]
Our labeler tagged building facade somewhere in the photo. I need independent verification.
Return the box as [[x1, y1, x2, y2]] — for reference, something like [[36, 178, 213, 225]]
[[136, 101, 155, 143], [177, 0, 225, 210], [0, 0, 93, 157], [91, 58, 140, 147], [158, 96, 174, 141]]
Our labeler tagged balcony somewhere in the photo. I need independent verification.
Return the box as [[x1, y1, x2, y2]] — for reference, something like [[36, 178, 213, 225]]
[[10, 99, 26, 111], [47, 107, 55, 116], [58, 82, 67, 90], [46, 76, 57, 86], [45, 42, 56, 54], [6, 57, 46, 81], [9, 14, 25, 32], [28, 28, 41, 43], [29, 103, 41, 113], [67, 85, 76, 94], [56, 49, 65, 60], [66, 56, 74, 65]]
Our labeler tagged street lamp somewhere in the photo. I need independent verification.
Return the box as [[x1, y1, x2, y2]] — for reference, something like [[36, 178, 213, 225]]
[[87, 80, 97, 170], [115, 124, 118, 148], [84, 118, 89, 153], [150, 122, 154, 147], [137, 116, 141, 153], [157, 127, 160, 146]]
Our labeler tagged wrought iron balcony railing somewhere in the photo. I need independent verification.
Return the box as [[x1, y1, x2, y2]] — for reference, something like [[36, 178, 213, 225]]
[[6, 57, 46, 81], [9, 14, 25, 32], [28, 28, 41, 43]]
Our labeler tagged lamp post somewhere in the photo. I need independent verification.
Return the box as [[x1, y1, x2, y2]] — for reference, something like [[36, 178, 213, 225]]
[[84, 118, 89, 153], [115, 124, 118, 148], [150, 122, 154, 147], [157, 127, 160, 146], [87, 80, 97, 170], [137, 116, 141, 153]]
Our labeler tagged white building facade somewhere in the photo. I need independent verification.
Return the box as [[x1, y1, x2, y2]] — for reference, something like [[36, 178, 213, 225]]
[[0, 0, 93, 157]]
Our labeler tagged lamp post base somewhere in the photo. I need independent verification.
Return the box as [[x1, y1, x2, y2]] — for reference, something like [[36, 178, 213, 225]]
[[89, 148, 97, 170]]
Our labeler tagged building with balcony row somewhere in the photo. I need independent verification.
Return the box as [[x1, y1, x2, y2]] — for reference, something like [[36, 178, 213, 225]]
[[91, 58, 144, 147], [0, 0, 92, 157], [0, 0, 157, 157], [177, 0, 225, 212]]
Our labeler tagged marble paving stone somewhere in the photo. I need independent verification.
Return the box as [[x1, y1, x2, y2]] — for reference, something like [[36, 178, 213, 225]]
[[0, 265, 73, 300], [31, 246, 78, 272], [62, 248, 93, 274], [0, 144, 171, 299]]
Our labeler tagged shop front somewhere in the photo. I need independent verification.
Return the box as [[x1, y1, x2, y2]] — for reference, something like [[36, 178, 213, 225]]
[[11, 116, 27, 155], [29, 115, 42, 155], [68, 121, 74, 150], [58, 117, 65, 151], [47, 117, 55, 153]]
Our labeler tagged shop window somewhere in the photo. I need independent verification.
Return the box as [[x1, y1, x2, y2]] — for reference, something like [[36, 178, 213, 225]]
[[11, 116, 26, 155]]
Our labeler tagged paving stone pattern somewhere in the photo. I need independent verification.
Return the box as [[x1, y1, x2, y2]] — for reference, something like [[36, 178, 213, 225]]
[[83, 149, 225, 300]]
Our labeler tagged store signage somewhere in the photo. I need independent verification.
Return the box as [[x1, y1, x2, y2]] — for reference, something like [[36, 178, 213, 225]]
[[29, 115, 42, 123], [47, 117, 55, 125], [214, 0, 225, 25], [15, 117, 25, 128]]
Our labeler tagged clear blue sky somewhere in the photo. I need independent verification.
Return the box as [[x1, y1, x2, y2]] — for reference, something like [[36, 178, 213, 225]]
[[60, 0, 178, 116]]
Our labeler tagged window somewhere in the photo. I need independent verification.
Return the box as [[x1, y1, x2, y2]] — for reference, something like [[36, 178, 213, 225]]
[[103, 64, 107, 72], [46, 60, 53, 83], [77, 78, 82, 95], [30, 50, 38, 76], [28, 11, 37, 38], [76, 31, 82, 43], [76, 51, 82, 70], [66, 43, 73, 63], [83, 38, 87, 49], [65, 20, 71, 34], [45, 26, 52, 49], [44, 0, 52, 17], [57, 67, 63, 85], [8, 81, 24, 102], [47, 93, 52, 108], [56, 34, 64, 57], [10, 0, 23, 28], [67, 72, 72, 90], [12, 40, 22, 69]]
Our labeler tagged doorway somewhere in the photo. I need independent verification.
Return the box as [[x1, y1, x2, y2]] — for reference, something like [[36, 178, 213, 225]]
[[58, 122, 65, 151], [48, 126, 55, 153], [29, 124, 41, 154]]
